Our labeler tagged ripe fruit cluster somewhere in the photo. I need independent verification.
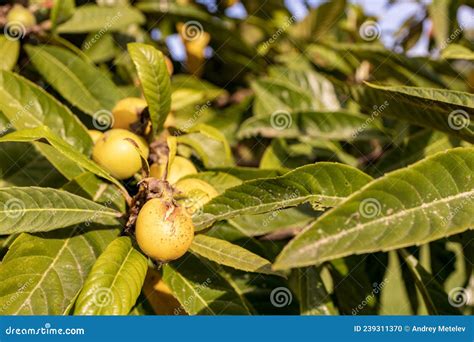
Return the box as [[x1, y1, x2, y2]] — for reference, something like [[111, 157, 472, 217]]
[[89, 89, 217, 263]]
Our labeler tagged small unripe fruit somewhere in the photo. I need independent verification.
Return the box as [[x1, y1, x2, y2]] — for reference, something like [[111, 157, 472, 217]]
[[92, 129, 149, 180], [136, 198, 194, 262], [175, 178, 218, 215], [7, 5, 36, 30], [112, 97, 147, 130], [150, 156, 197, 184], [88, 130, 103, 144]]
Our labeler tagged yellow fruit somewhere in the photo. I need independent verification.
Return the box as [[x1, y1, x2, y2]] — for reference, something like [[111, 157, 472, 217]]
[[142, 269, 184, 315], [150, 156, 197, 184], [112, 97, 147, 130], [92, 129, 149, 180], [135, 198, 194, 262], [175, 178, 218, 215], [7, 5, 36, 30], [165, 56, 174, 75], [88, 130, 103, 144]]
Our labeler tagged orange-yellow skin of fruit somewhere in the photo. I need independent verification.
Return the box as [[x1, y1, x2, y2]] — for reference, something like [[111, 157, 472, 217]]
[[7, 5, 36, 29], [150, 156, 197, 184], [165, 56, 174, 75], [136, 198, 194, 262], [175, 178, 218, 215], [92, 129, 149, 180], [88, 130, 103, 144], [112, 97, 147, 130]]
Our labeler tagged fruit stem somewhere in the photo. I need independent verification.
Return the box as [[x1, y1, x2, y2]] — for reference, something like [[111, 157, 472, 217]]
[[117, 185, 133, 207]]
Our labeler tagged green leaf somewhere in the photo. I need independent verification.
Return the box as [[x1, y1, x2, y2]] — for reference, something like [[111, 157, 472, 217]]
[[306, 44, 354, 75], [259, 138, 312, 170], [230, 206, 317, 237], [290, 0, 346, 41], [274, 147, 474, 270], [329, 255, 387, 315], [171, 75, 226, 112], [268, 66, 341, 111], [0, 187, 121, 235], [25, 45, 121, 115], [0, 142, 65, 187], [0, 36, 20, 71], [194, 162, 372, 230], [0, 126, 126, 192], [0, 226, 119, 314], [379, 251, 414, 314], [429, 0, 460, 50], [162, 253, 252, 315], [57, 5, 145, 33], [178, 124, 234, 168], [82, 33, 117, 63], [210, 167, 283, 181], [74, 237, 148, 315], [290, 266, 335, 315], [399, 250, 461, 314], [441, 44, 474, 61], [237, 111, 382, 141], [251, 78, 314, 116], [33, 142, 85, 180], [190, 235, 280, 276], [128, 43, 172, 136], [373, 130, 458, 175], [350, 83, 474, 143], [185, 171, 242, 194], [334, 43, 446, 88], [0, 70, 92, 154], [51, 0, 75, 29], [62, 172, 126, 213], [48, 34, 93, 63]]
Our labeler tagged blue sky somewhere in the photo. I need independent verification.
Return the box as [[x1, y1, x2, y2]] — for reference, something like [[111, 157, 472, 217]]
[[167, 0, 473, 60]]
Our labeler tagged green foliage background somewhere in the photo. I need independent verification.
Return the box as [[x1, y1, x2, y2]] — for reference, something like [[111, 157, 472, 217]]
[[0, 0, 473, 316]]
